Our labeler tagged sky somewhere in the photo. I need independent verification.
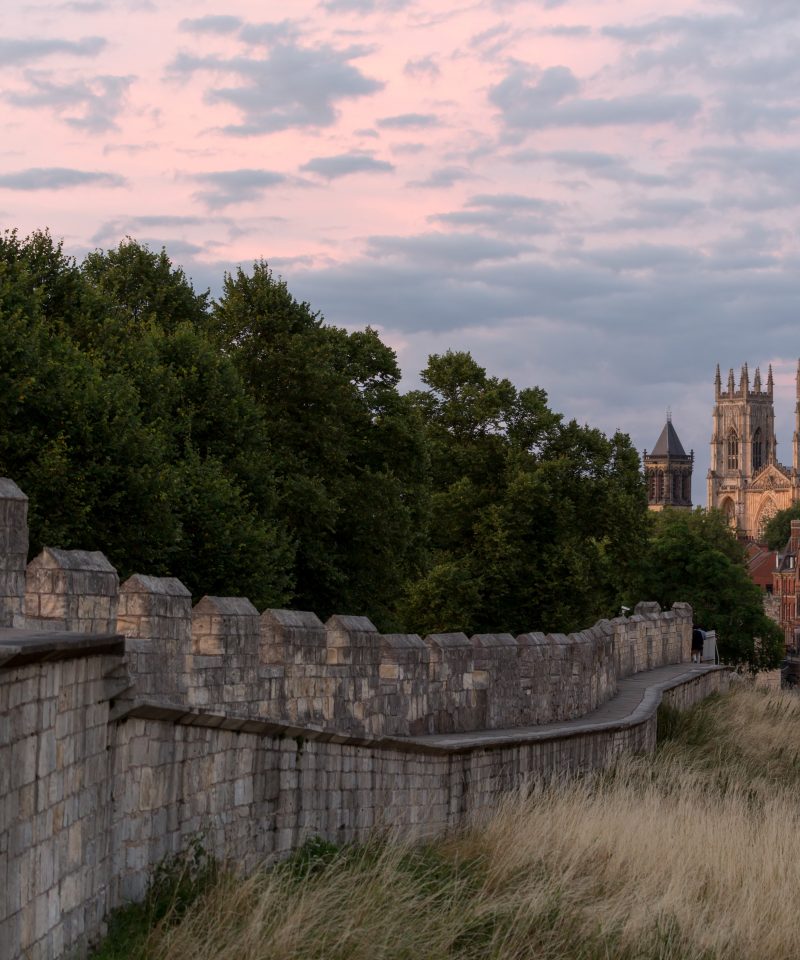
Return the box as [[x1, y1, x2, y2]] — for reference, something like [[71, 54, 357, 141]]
[[3, 0, 800, 502]]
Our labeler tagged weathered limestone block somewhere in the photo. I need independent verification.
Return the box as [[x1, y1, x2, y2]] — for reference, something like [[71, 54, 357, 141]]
[[260, 610, 326, 725], [118, 575, 191, 701], [670, 601, 693, 662], [326, 615, 382, 736], [0, 478, 28, 628], [379, 634, 430, 736], [25, 548, 118, 634], [425, 633, 478, 733], [587, 620, 617, 706], [472, 633, 518, 729], [517, 631, 551, 724], [191, 596, 260, 711]]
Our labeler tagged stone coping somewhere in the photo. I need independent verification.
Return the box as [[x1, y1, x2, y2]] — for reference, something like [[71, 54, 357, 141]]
[[0, 628, 125, 668], [112, 663, 730, 757]]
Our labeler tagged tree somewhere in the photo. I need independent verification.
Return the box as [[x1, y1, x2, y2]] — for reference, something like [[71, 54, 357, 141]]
[[211, 261, 429, 627], [763, 503, 800, 551], [401, 351, 650, 636], [638, 508, 783, 670], [0, 232, 294, 608]]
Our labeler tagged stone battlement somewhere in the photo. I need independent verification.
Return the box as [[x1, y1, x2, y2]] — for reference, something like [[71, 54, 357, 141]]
[[0, 476, 701, 960], [0, 478, 691, 738]]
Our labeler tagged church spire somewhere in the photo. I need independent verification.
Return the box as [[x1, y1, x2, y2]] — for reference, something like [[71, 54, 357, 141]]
[[740, 363, 749, 396], [754, 367, 762, 392], [768, 364, 774, 397], [715, 363, 721, 399], [728, 368, 735, 394]]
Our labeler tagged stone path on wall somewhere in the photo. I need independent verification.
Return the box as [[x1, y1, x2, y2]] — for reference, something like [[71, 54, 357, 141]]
[[401, 662, 727, 751]]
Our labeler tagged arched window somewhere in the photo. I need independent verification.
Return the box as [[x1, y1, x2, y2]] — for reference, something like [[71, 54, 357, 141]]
[[757, 499, 777, 540], [656, 470, 664, 501], [682, 471, 690, 501], [727, 429, 739, 471], [752, 427, 763, 472], [672, 472, 681, 501]]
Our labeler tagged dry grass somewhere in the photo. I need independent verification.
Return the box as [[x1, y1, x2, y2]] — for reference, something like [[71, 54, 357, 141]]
[[133, 684, 800, 960]]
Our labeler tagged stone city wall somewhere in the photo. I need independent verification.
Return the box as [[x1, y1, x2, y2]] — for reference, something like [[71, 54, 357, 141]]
[[0, 635, 728, 960], [0, 476, 702, 960], [0, 479, 692, 740]]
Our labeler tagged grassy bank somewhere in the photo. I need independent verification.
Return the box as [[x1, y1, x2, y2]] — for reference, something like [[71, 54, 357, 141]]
[[96, 683, 800, 960]]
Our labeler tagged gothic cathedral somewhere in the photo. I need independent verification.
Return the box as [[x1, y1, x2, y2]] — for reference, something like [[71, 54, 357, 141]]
[[707, 362, 800, 540]]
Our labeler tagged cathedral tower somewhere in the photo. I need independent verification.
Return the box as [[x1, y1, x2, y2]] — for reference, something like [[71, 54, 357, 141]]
[[707, 362, 796, 539], [643, 414, 693, 511]]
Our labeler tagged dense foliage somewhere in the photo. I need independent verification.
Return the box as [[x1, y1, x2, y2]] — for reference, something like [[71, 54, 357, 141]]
[[762, 502, 800, 551], [0, 229, 781, 664], [637, 509, 783, 669]]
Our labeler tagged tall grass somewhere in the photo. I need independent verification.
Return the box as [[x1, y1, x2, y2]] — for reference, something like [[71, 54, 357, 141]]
[[113, 684, 800, 960]]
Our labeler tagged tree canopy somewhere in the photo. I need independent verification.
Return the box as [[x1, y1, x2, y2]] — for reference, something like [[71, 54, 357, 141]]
[[0, 228, 782, 667], [637, 508, 783, 669], [763, 503, 800, 551]]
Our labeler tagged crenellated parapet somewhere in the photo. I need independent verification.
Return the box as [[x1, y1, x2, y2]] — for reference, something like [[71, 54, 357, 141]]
[[0, 476, 694, 738]]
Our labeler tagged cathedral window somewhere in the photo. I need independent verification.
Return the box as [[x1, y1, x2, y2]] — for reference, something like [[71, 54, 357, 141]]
[[727, 429, 739, 471], [752, 428, 763, 471], [672, 472, 680, 501]]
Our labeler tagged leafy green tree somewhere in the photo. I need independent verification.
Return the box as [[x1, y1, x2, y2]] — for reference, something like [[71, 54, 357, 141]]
[[211, 261, 429, 627], [401, 351, 649, 636], [0, 232, 294, 608], [763, 503, 800, 551], [638, 508, 783, 670]]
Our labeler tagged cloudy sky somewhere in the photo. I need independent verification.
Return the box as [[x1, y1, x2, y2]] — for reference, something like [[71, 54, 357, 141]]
[[3, 0, 800, 500]]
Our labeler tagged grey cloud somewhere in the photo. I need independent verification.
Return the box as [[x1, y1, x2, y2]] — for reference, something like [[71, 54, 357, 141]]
[[602, 15, 738, 45], [238, 21, 303, 46], [490, 63, 700, 131], [366, 232, 529, 266], [512, 149, 676, 187], [428, 193, 560, 234], [544, 25, 592, 37], [6, 73, 133, 134], [376, 112, 440, 129], [693, 146, 800, 202], [468, 193, 560, 212], [62, 2, 107, 11], [429, 210, 553, 234], [192, 169, 286, 209], [403, 55, 440, 79], [320, 0, 411, 11], [0, 168, 124, 190], [170, 39, 382, 134], [407, 165, 473, 188], [301, 151, 394, 179], [470, 23, 511, 48], [0, 36, 106, 66], [592, 197, 706, 232], [568, 243, 699, 272], [391, 142, 426, 155], [91, 215, 213, 245], [179, 16, 243, 35], [469, 22, 516, 57]]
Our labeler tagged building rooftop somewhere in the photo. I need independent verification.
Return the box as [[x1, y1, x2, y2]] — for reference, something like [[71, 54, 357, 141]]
[[650, 419, 688, 458]]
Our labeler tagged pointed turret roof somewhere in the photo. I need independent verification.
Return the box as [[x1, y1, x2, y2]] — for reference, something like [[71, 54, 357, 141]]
[[651, 419, 687, 458]]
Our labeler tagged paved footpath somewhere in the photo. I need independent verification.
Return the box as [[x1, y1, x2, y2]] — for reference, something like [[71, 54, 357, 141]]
[[400, 662, 726, 752]]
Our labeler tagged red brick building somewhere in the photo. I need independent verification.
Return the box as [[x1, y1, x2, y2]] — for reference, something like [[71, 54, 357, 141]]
[[773, 519, 800, 652]]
